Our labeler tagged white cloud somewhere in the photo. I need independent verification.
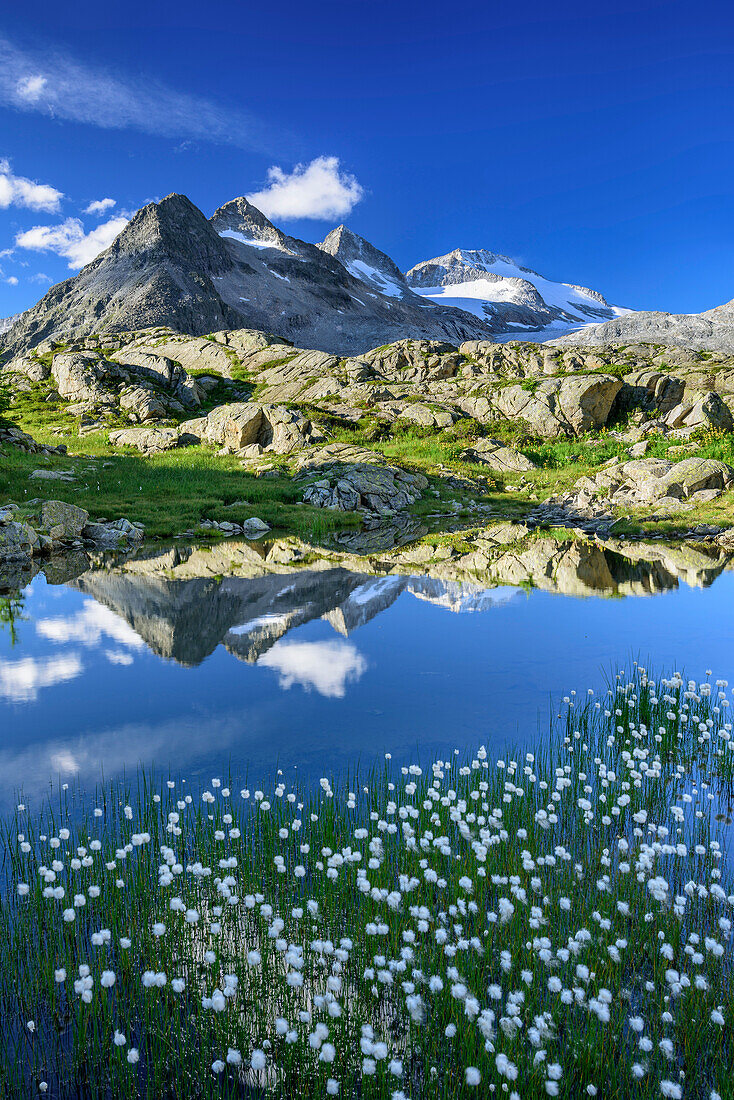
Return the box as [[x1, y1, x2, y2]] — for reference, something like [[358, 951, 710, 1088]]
[[4, 275, 18, 285], [0, 653, 83, 702], [16, 74, 47, 102], [0, 158, 63, 212], [247, 156, 363, 221], [84, 197, 116, 216], [36, 599, 145, 648], [258, 639, 366, 698], [15, 213, 129, 269], [0, 34, 268, 151]]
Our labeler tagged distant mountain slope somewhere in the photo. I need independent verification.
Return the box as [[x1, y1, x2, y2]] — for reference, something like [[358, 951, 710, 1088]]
[[551, 298, 734, 352], [1, 195, 494, 357], [405, 248, 624, 338]]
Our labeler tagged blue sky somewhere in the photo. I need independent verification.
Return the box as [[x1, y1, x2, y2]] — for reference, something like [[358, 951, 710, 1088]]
[[1, 0, 733, 319]]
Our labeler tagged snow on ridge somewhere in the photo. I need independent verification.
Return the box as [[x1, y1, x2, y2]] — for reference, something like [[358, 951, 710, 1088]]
[[346, 258, 405, 298], [219, 229, 285, 252]]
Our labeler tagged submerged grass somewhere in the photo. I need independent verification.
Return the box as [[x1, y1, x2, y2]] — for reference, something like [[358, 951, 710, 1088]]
[[1, 665, 733, 1098]]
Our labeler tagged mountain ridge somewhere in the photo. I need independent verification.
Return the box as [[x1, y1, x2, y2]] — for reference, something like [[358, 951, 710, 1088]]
[[0, 194, 495, 357]]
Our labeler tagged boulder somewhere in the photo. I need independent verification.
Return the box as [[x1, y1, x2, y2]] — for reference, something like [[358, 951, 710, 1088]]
[[204, 403, 264, 448], [177, 416, 209, 443], [36, 500, 89, 540], [200, 402, 313, 454], [394, 402, 455, 429], [82, 522, 129, 547], [460, 440, 537, 472], [51, 352, 110, 403], [242, 517, 271, 538], [682, 391, 734, 432], [261, 406, 315, 454], [493, 374, 622, 438], [29, 469, 76, 482], [119, 385, 170, 421], [108, 427, 180, 453], [106, 517, 145, 540], [657, 457, 734, 500], [297, 443, 428, 515], [3, 355, 50, 383]]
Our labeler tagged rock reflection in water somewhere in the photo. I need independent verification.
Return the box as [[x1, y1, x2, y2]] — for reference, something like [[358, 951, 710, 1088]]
[[40, 531, 732, 668]]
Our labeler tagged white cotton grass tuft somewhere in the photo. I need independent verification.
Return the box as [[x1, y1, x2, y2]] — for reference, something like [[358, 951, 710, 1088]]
[[4, 664, 734, 1099]]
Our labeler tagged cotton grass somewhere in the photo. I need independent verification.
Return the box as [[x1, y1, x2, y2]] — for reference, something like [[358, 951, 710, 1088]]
[[1, 665, 733, 1098]]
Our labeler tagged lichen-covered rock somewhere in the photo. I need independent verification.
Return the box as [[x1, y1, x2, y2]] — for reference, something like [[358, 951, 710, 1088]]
[[35, 500, 89, 540], [0, 520, 35, 560], [492, 374, 622, 438], [392, 402, 455, 429], [203, 403, 264, 449], [199, 403, 314, 454], [119, 385, 170, 421]]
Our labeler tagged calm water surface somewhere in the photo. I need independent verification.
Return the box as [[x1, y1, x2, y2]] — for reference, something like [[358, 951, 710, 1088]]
[[2, 543, 734, 811]]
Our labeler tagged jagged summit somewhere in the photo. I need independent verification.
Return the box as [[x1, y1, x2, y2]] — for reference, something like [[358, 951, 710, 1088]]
[[317, 225, 409, 299], [112, 193, 233, 273], [210, 196, 300, 254]]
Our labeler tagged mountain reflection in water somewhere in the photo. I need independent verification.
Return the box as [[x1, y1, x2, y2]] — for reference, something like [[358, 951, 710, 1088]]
[[60, 533, 734, 667], [1, 531, 734, 808]]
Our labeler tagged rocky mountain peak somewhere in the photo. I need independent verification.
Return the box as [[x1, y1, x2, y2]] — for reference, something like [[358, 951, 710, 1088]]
[[317, 224, 409, 298], [209, 196, 296, 253], [111, 193, 233, 275]]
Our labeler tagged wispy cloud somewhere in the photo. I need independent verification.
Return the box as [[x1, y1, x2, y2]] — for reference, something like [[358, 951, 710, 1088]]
[[0, 157, 63, 212], [84, 197, 116, 216], [247, 156, 364, 220], [15, 214, 130, 269], [0, 34, 270, 151]]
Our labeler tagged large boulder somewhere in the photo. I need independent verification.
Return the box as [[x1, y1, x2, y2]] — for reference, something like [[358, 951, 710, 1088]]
[[119, 385, 170, 421], [108, 426, 180, 453], [657, 457, 734, 499], [0, 519, 35, 560], [2, 355, 51, 384], [393, 402, 455, 429], [260, 406, 314, 454], [678, 392, 733, 432], [493, 374, 622, 438], [200, 403, 314, 454], [51, 352, 111, 403], [35, 500, 89, 540], [460, 440, 537, 472], [203, 403, 264, 448]]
